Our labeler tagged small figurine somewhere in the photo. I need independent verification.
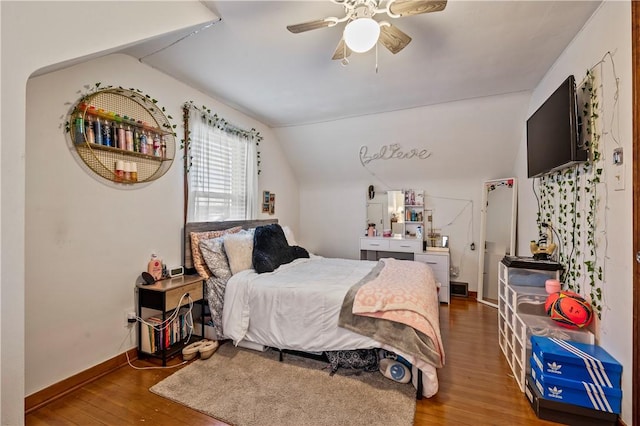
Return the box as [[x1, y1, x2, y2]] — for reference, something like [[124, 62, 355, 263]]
[[530, 223, 557, 260]]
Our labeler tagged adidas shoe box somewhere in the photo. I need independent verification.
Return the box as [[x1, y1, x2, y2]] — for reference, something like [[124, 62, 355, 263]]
[[526, 375, 618, 425], [530, 336, 622, 388], [530, 360, 622, 414]]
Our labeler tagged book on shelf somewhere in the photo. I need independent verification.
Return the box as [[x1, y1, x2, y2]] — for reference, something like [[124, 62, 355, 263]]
[[140, 310, 190, 354]]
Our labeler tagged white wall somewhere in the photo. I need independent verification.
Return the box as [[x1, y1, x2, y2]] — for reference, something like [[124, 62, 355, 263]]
[[513, 2, 632, 422], [275, 92, 531, 290], [0, 1, 298, 425], [298, 179, 482, 288], [25, 53, 297, 397], [1, 2, 221, 423]]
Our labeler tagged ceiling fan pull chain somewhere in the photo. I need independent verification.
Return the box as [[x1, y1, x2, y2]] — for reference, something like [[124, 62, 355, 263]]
[[375, 42, 379, 74], [341, 41, 350, 67]]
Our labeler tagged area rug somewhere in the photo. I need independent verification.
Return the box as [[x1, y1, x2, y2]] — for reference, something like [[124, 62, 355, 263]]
[[150, 343, 416, 426]]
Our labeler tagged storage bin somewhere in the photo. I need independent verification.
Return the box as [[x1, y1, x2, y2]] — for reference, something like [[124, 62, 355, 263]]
[[522, 314, 593, 374], [522, 314, 594, 347], [511, 285, 549, 315], [507, 268, 558, 287]]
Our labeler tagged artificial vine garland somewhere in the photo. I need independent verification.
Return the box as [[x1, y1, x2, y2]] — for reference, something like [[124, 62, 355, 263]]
[[181, 101, 262, 174], [64, 82, 177, 136], [535, 69, 604, 318]]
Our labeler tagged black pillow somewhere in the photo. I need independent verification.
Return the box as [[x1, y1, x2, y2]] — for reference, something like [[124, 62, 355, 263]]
[[252, 224, 309, 274]]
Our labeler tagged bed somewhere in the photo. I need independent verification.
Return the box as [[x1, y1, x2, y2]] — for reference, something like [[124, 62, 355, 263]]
[[184, 220, 445, 397]]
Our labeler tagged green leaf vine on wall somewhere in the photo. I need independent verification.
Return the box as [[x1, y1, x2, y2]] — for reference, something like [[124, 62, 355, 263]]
[[535, 70, 603, 318], [181, 101, 262, 175], [63, 82, 177, 136]]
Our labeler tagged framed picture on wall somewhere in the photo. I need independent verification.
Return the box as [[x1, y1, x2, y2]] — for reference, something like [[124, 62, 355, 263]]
[[262, 191, 270, 213], [269, 193, 275, 215]]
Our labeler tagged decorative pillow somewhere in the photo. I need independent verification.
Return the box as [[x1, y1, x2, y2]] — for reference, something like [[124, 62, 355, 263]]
[[223, 229, 255, 275], [252, 224, 310, 274], [282, 225, 297, 246], [190, 226, 242, 279], [199, 237, 232, 281]]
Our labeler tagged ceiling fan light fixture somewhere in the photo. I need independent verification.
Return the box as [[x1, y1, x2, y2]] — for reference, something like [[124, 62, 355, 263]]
[[343, 18, 380, 53]]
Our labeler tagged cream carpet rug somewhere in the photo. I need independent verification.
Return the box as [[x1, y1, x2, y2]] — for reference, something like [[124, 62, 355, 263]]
[[150, 342, 416, 426]]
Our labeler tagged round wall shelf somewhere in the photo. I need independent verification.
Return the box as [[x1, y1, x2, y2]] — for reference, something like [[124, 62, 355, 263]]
[[69, 87, 175, 184]]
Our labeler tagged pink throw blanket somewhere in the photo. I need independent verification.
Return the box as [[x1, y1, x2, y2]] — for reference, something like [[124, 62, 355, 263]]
[[352, 258, 445, 366]]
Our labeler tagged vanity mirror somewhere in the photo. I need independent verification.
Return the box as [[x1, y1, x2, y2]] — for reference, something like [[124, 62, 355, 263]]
[[477, 178, 517, 307], [365, 188, 424, 239], [388, 190, 405, 236], [366, 190, 388, 234]]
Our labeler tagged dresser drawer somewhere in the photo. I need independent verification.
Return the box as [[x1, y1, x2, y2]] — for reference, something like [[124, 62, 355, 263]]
[[415, 253, 450, 285], [388, 239, 421, 253], [415, 253, 450, 304], [360, 238, 390, 251], [165, 281, 203, 311], [415, 253, 448, 272]]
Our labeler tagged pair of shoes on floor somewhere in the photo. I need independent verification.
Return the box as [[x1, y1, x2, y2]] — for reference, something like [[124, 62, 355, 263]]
[[182, 339, 219, 361]]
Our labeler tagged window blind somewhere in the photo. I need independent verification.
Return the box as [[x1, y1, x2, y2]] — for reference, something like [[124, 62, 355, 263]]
[[186, 107, 256, 222]]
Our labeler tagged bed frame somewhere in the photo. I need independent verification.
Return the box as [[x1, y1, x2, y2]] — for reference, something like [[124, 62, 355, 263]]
[[183, 219, 424, 399]]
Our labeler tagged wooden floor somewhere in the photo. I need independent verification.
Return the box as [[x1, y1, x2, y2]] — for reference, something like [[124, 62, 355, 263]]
[[26, 298, 558, 426]]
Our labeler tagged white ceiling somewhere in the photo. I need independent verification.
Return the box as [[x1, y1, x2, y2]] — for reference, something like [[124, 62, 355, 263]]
[[121, 0, 602, 128]]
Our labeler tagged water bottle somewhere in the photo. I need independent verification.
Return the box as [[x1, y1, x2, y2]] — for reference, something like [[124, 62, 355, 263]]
[[101, 119, 111, 147], [111, 121, 118, 148], [94, 117, 103, 145], [153, 134, 161, 157], [125, 126, 133, 151], [133, 128, 141, 152], [74, 116, 84, 144], [140, 131, 148, 155], [84, 118, 95, 144], [117, 124, 125, 150]]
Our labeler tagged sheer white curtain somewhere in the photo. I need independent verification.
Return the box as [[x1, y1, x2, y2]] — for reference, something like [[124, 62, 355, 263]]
[[186, 107, 258, 222]]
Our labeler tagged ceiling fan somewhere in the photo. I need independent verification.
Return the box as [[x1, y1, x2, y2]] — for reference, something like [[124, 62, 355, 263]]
[[286, 0, 447, 61]]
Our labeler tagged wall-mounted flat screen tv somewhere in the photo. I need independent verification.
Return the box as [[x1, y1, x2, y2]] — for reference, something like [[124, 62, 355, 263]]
[[526, 75, 587, 178]]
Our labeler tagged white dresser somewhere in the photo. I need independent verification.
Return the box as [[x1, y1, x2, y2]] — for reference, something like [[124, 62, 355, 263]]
[[359, 236, 450, 304], [415, 252, 450, 304]]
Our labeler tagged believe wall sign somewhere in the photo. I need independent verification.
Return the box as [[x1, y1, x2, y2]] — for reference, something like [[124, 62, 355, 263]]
[[359, 144, 432, 166]]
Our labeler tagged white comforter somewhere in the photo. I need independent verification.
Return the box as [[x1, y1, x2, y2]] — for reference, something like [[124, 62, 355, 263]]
[[221, 255, 440, 397], [222, 256, 380, 352]]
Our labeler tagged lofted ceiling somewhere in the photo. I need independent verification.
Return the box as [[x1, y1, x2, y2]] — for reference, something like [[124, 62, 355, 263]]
[[120, 0, 602, 129]]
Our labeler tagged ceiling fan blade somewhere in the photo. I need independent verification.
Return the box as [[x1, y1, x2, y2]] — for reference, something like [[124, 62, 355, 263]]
[[331, 39, 352, 60], [388, 0, 447, 17], [287, 18, 337, 34], [379, 24, 412, 54]]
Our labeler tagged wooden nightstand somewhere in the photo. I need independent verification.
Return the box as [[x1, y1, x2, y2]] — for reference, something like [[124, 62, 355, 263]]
[[136, 274, 205, 365]]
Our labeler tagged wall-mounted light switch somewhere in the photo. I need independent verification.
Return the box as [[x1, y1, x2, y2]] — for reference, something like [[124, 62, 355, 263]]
[[613, 147, 623, 165], [614, 163, 625, 191]]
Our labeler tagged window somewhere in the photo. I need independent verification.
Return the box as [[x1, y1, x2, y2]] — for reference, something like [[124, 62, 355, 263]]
[[186, 106, 258, 222]]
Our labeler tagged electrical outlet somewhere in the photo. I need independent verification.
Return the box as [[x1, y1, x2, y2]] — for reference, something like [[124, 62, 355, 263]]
[[450, 266, 460, 278], [125, 310, 136, 327]]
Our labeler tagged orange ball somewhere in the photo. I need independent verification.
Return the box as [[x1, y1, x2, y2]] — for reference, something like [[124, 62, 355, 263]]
[[545, 290, 593, 329]]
